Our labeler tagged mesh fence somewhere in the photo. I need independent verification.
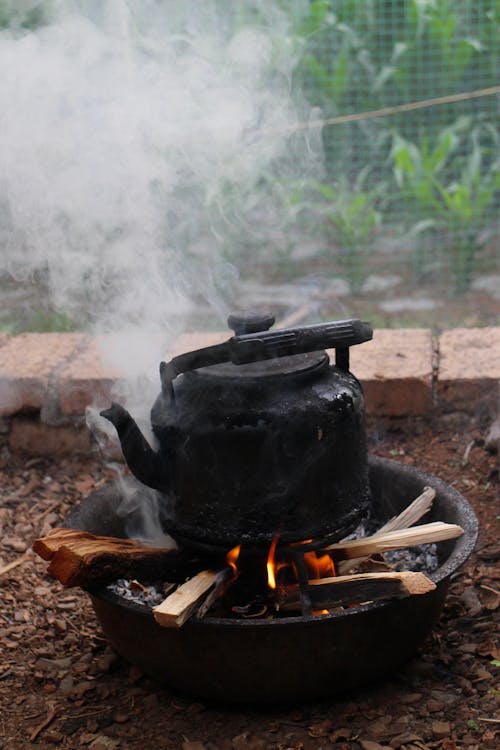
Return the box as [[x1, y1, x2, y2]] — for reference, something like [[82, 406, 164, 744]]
[[277, 0, 500, 309], [0, 1, 499, 330]]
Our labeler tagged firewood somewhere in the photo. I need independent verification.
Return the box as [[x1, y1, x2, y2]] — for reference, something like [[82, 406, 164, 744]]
[[324, 521, 463, 561], [337, 486, 436, 575], [196, 567, 236, 620], [153, 570, 220, 627], [279, 570, 436, 612], [33, 527, 192, 588], [380, 486, 436, 533]]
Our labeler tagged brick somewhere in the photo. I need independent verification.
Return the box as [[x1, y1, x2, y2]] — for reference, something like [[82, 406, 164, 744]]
[[0, 333, 86, 417], [58, 336, 124, 415], [8, 417, 93, 456], [438, 327, 500, 413], [343, 329, 434, 417], [170, 331, 226, 356], [57, 333, 167, 415]]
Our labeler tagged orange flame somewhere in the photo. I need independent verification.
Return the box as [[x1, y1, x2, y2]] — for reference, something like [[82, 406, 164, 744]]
[[266, 533, 280, 590], [304, 551, 336, 580], [226, 544, 241, 576]]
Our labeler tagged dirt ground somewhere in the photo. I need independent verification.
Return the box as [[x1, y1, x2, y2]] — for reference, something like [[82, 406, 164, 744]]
[[0, 422, 498, 750]]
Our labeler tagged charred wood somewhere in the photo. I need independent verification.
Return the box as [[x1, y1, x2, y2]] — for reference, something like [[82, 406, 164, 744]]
[[33, 528, 197, 588], [279, 570, 436, 612]]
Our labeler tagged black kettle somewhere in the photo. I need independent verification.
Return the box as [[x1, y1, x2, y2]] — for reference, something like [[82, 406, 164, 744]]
[[101, 313, 373, 551]]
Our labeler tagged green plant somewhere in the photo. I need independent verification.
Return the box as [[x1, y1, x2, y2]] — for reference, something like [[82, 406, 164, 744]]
[[0, 1, 51, 31], [391, 118, 500, 291], [8, 309, 76, 334], [291, 1, 500, 185], [291, 172, 382, 292]]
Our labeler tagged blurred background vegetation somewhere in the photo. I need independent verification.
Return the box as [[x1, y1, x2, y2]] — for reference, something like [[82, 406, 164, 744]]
[[0, 0, 499, 331], [232, 0, 500, 302]]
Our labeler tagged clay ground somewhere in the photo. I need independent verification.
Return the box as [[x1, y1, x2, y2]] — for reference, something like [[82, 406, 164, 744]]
[[0, 424, 498, 750]]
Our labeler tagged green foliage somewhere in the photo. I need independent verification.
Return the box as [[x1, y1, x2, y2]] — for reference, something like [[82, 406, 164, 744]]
[[290, 172, 382, 291], [390, 118, 500, 291], [282, 0, 500, 294], [9, 309, 76, 334], [1, 0, 498, 298], [0, 1, 51, 31]]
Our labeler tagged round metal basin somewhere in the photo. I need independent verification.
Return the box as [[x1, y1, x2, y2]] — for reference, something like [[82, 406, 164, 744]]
[[66, 455, 478, 704]]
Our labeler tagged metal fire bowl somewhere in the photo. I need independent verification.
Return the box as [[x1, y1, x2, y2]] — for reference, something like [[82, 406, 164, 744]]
[[66, 456, 478, 705]]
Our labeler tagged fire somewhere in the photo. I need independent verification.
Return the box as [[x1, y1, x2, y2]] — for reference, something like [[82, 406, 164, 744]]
[[226, 544, 241, 576], [304, 551, 335, 580], [267, 535, 336, 593], [267, 533, 280, 590]]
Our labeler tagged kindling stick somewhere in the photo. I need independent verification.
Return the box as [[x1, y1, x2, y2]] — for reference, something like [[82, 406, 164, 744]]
[[153, 570, 220, 627], [337, 485, 436, 575], [325, 521, 463, 561]]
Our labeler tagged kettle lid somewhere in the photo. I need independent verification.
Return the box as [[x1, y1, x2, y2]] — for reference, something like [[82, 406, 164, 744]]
[[160, 312, 373, 397], [196, 312, 329, 380]]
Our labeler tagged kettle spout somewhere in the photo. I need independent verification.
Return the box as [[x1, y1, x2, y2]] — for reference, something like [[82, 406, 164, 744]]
[[100, 402, 170, 492]]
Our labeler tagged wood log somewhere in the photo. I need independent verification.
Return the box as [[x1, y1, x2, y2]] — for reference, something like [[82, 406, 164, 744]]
[[279, 570, 436, 612], [196, 567, 236, 620], [324, 521, 463, 561], [153, 570, 219, 627], [337, 485, 436, 575], [33, 528, 195, 588]]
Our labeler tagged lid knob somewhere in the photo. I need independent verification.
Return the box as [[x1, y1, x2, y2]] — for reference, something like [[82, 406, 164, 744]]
[[227, 311, 275, 336]]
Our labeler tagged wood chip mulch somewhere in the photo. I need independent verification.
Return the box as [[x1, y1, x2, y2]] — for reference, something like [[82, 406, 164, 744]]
[[0, 423, 498, 750]]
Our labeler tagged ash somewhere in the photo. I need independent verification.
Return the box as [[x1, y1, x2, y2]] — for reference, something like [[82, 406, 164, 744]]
[[384, 543, 438, 572], [348, 516, 440, 573], [108, 579, 173, 607]]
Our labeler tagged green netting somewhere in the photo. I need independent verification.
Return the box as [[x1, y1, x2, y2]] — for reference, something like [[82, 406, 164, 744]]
[[1, 1, 499, 330], [285, 0, 500, 297]]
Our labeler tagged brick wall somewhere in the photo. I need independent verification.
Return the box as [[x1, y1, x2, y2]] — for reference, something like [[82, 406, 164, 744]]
[[0, 328, 498, 456]]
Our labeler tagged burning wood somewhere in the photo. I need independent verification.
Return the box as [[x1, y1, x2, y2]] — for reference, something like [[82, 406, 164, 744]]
[[33, 528, 192, 588], [32, 511, 464, 627], [153, 545, 241, 627], [279, 571, 436, 612], [196, 566, 237, 620]]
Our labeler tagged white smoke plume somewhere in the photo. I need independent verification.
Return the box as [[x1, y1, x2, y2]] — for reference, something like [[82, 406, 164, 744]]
[[0, 0, 320, 351], [0, 1, 324, 541]]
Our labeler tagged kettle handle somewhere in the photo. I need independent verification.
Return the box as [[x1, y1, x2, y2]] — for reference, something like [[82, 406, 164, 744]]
[[230, 318, 372, 364], [160, 318, 372, 398]]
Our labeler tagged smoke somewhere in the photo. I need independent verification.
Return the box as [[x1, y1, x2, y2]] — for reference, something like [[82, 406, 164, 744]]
[[0, 0, 320, 352], [0, 2, 324, 541]]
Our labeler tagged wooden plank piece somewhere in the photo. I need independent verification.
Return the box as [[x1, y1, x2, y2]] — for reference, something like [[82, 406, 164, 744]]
[[153, 570, 219, 628], [33, 527, 191, 588], [325, 522, 463, 561], [280, 570, 436, 612], [337, 486, 436, 575]]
